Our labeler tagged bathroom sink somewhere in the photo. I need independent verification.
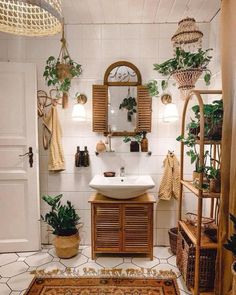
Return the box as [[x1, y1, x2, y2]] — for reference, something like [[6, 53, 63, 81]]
[[89, 175, 155, 199]]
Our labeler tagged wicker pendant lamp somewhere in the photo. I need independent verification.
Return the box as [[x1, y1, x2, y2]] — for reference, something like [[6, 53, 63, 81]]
[[171, 17, 203, 49], [0, 0, 62, 36]]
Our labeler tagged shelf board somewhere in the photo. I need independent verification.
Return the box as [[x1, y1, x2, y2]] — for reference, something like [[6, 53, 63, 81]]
[[181, 180, 221, 199], [196, 139, 221, 145], [179, 221, 217, 249]]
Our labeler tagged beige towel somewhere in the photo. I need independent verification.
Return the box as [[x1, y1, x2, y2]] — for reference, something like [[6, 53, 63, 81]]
[[158, 152, 180, 200], [42, 105, 65, 172]]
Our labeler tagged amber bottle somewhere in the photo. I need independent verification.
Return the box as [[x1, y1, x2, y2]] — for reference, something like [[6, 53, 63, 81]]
[[141, 131, 148, 152]]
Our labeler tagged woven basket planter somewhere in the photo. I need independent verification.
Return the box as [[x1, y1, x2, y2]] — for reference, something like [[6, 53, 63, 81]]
[[171, 68, 203, 91], [176, 229, 217, 291], [168, 227, 178, 255], [56, 63, 72, 81]]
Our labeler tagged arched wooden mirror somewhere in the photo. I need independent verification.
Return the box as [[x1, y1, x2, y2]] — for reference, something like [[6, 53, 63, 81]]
[[92, 61, 152, 136]]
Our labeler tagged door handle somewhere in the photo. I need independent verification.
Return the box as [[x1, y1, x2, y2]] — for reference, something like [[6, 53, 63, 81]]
[[19, 147, 33, 168]]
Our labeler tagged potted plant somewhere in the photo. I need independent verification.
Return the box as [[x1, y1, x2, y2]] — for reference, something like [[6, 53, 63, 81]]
[[119, 95, 137, 122], [43, 55, 82, 108], [123, 133, 142, 152], [224, 214, 236, 294], [41, 194, 81, 258], [192, 99, 223, 140], [152, 47, 212, 91], [205, 157, 221, 193]]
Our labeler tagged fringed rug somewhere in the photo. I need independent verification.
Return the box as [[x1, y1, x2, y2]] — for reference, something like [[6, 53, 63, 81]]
[[25, 277, 180, 294]]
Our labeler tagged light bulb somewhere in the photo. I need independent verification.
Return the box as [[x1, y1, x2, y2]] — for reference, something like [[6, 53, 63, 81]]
[[163, 103, 179, 123], [72, 104, 86, 121]]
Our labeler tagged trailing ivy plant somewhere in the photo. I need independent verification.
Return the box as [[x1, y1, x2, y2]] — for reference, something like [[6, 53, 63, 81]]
[[123, 133, 142, 144], [147, 47, 213, 96], [119, 96, 137, 122], [41, 194, 80, 236], [43, 55, 82, 94]]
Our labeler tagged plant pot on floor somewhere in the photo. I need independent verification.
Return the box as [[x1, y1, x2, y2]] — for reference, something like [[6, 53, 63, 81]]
[[53, 231, 80, 259]]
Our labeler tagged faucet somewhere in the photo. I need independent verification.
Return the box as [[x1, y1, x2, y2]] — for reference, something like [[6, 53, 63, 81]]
[[120, 166, 125, 177]]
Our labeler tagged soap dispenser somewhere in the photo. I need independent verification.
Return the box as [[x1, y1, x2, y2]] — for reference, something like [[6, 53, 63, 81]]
[[141, 131, 148, 152], [75, 146, 82, 167]]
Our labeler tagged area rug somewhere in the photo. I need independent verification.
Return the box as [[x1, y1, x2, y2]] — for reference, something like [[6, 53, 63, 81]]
[[25, 277, 180, 295]]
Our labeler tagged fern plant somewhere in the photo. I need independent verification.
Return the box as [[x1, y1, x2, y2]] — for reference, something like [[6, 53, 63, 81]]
[[41, 194, 80, 236]]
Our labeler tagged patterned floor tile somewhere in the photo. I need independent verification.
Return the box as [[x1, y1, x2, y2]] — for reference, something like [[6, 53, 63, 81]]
[[60, 254, 88, 268], [0, 283, 11, 295], [0, 254, 18, 266], [153, 246, 173, 259], [24, 252, 53, 267], [132, 257, 160, 269], [81, 247, 92, 258], [39, 261, 66, 272], [8, 272, 34, 291], [96, 256, 124, 268], [0, 262, 28, 278]]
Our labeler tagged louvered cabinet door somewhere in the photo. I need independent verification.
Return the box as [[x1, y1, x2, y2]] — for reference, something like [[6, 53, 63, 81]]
[[137, 85, 152, 132], [92, 85, 108, 132], [123, 204, 153, 253], [93, 204, 122, 252]]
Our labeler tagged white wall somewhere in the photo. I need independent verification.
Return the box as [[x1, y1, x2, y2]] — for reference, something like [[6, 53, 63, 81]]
[[0, 21, 212, 246]]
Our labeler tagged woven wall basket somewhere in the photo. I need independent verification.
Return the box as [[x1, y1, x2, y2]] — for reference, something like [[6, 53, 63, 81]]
[[171, 68, 203, 91]]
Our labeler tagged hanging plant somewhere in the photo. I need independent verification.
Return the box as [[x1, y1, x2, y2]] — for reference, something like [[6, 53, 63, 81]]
[[119, 95, 137, 122], [147, 47, 212, 96], [43, 27, 82, 108]]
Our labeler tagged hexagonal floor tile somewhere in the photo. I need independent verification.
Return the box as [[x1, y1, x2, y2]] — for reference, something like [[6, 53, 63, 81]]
[[81, 247, 92, 259], [0, 283, 11, 295], [0, 262, 28, 278], [0, 253, 18, 266], [153, 247, 173, 259], [60, 254, 88, 268], [25, 252, 53, 267], [8, 272, 34, 291], [40, 261, 66, 272], [132, 257, 160, 269], [167, 255, 177, 267], [17, 252, 37, 257], [96, 256, 123, 268]]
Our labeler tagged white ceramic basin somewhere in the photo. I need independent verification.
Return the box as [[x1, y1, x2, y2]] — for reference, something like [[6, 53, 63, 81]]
[[89, 175, 155, 199]]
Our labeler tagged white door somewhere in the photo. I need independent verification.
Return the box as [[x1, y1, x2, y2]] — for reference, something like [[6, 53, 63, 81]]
[[0, 62, 40, 252]]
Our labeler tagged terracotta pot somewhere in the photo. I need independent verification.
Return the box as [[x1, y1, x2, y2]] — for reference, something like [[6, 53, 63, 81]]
[[56, 63, 72, 81], [53, 233, 80, 259], [193, 171, 201, 182], [96, 140, 106, 153], [232, 261, 236, 295], [209, 178, 221, 193]]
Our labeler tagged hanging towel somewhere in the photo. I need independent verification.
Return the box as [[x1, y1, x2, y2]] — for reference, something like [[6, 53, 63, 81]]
[[42, 105, 65, 172], [158, 152, 180, 200]]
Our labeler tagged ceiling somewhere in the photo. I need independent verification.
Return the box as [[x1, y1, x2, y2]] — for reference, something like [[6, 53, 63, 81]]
[[62, 0, 221, 25]]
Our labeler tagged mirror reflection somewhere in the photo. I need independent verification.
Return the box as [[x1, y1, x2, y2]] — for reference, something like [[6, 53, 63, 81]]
[[108, 86, 137, 132]]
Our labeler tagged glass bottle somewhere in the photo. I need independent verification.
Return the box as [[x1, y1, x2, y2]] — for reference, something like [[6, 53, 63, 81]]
[[141, 131, 148, 152], [75, 146, 81, 167], [83, 146, 90, 167]]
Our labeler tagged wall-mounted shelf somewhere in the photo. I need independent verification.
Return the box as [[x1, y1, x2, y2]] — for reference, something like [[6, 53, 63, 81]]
[[95, 151, 152, 156]]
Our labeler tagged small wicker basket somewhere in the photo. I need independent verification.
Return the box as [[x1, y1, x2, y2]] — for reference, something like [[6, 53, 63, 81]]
[[168, 227, 178, 255], [171, 68, 203, 91]]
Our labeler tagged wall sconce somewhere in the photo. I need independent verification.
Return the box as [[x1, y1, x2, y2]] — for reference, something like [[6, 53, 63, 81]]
[[72, 94, 87, 121], [161, 94, 179, 123]]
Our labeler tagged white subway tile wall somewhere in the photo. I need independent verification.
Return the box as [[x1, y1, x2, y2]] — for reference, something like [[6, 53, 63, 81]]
[[0, 21, 218, 246]]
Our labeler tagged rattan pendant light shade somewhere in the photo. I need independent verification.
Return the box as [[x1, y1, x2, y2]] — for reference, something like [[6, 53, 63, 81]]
[[0, 0, 62, 36]]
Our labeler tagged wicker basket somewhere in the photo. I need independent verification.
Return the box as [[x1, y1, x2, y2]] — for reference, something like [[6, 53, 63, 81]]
[[168, 227, 178, 255], [171, 68, 203, 91], [176, 229, 217, 291]]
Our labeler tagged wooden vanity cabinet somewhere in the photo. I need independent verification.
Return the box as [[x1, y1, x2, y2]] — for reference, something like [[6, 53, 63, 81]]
[[89, 193, 155, 260]]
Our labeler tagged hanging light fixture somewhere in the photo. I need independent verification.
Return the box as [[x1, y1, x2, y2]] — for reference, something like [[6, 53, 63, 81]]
[[161, 94, 179, 123], [72, 94, 87, 121], [171, 17, 203, 49], [0, 0, 62, 36]]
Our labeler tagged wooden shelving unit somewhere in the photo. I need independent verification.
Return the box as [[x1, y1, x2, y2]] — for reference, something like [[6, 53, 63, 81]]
[[178, 89, 222, 295]]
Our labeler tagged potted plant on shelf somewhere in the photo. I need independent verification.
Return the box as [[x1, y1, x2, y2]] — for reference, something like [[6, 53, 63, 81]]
[[123, 133, 142, 152], [224, 214, 236, 294], [41, 194, 81, 259], [205, 158, 221, 193], [151, 47, 212, 93]]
